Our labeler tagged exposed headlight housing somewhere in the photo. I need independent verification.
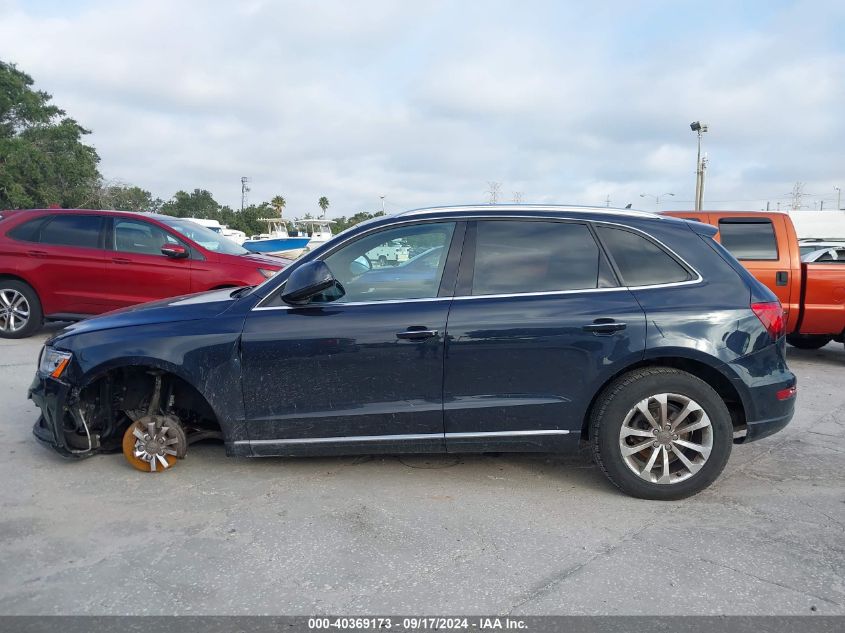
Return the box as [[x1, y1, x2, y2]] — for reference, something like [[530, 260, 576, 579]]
[[39, 348, 72, 379], [258, 268, 277, 279]]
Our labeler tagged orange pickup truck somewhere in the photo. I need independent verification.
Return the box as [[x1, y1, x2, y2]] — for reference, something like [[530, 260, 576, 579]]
[[664, 211, 845, 350]]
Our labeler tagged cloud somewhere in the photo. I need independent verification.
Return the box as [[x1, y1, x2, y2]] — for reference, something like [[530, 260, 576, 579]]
[[1, 0, 843, 214]]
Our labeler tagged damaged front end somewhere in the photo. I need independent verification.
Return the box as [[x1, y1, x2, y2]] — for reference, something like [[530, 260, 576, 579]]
[[30, 346, 104, 458], [30, 346, 220, 467]]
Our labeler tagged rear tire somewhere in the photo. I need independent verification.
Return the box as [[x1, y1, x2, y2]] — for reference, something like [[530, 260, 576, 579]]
[[0, 280, 43, 339], [590, 367, 733, 500], [786, 334, 831, 350]]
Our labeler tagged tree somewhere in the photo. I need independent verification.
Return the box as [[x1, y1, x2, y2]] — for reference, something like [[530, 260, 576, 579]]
[[333, 210, 385, 233], [0, 60, 101, 209], [270, 195, 286, 217], [160, 189, 220, 218], [318, 196, 329, 216], [95, 183, 162, 212]]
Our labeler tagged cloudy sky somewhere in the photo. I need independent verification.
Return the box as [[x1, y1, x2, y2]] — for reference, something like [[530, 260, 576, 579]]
[[1, 0, 843, 216]]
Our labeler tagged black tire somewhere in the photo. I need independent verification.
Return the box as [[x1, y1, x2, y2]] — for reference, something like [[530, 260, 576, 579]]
[[786, 334, 832, 350], [590, 367, 733, 501], [0, 280, 43, 339]]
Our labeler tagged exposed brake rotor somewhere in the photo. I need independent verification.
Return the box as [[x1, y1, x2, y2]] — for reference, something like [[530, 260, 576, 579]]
[[121, 414, 187, 473]]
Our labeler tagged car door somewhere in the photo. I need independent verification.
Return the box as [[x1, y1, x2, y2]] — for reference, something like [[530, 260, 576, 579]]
[[443, 219, 647, 452], [27, 213, 108, 315], [238, 221, 463, 455], [103, 217, 193, 309]]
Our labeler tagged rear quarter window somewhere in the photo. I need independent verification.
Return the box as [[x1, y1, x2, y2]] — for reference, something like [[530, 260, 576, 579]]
[[6, 216, 51, 242], [596, 225, 693, 287], [717, 219, 778, 260]]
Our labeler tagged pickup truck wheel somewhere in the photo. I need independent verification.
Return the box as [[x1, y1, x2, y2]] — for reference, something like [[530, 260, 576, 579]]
[[590, 367, 732, 500], [0, 281, 42, 339], [785, 334, 832, 350]]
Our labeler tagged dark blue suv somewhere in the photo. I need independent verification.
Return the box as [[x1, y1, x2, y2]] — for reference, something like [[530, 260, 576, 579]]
[[29, 206, 796, 499]]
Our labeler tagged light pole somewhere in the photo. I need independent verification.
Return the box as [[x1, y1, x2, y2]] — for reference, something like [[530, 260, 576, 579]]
[[836, 186, 841, 210], [380, 196, 385, 213], [690, 121, 708, 210], [640, 192, 675, 209]]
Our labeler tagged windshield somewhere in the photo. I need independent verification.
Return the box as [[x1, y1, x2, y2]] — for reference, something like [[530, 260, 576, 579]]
[[158, 217, 249, 255]]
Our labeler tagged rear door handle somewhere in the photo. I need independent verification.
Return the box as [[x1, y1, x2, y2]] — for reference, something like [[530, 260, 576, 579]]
[[27, 250, 48, 258], [582, 319, 627, 334], [112, 257, 132, 264], [396, 327, 439, 341]]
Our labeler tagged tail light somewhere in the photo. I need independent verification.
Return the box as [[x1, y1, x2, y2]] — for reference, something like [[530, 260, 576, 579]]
[[751, 301, 784, 340]]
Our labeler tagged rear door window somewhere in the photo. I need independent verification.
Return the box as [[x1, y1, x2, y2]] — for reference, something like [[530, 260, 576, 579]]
[[39, 215, 103, 249], [471, 220, 608, 295], [717, 219, 778, 260], [596, 225, 693, 287]]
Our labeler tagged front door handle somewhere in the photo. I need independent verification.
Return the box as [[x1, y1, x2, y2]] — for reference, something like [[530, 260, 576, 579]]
[[396, 327, 438, 341], [582, 319, 627, 334], [112, 257, 132, 264], [27, 250, 48, 258]]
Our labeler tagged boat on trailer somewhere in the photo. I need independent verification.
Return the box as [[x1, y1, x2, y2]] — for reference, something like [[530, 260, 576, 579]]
[[242, 218, 312, 257]]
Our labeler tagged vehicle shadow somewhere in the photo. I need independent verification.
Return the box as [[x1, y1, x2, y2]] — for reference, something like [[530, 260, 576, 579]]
[[198, 445, 618, 496], [785, 342, 845, 366]]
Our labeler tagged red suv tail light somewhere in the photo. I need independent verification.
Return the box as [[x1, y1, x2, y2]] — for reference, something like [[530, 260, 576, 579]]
[[751, 301, 784, 340]]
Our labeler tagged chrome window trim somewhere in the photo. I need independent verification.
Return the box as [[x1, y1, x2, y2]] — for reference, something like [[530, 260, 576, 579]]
[[253, 214, 702, 312], [234, 429, 570, 446]]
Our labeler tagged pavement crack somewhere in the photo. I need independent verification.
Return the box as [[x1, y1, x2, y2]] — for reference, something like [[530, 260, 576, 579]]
[[505, 522, 652, 615], [657, 542, 843, 608]]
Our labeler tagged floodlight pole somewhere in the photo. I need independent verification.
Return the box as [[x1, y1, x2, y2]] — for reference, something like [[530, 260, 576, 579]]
[[691, 122, 708, 211]]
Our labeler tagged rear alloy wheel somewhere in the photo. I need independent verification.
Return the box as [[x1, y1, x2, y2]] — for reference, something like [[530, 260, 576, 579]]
[[122, 415, 187, 472], [786, 334, 832, 350], [0, 281, 42, 339], [591, 367, 732, 500], [619, 393, 713, 485]]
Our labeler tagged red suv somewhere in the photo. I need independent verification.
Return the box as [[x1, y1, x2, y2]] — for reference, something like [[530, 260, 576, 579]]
[[0, 209, 289, 338]]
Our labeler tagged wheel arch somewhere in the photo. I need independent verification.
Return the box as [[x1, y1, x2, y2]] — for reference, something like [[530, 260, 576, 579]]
[[76, 358, 230, 440], [581, 353, 749, 441]]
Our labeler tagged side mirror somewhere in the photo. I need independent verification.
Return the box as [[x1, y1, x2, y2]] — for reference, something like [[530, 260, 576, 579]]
[[281, 260, 340, 305], [161, 243, 189, 259]]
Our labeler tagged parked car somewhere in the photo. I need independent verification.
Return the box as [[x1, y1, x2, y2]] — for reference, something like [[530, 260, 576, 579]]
[[366, 238, 411, 266], [664, 211, 845, 350], [798, 238, 845, 259], [801, 246, 845, 263], [29, 205, 796, 500], [0, 209, 290, 338]]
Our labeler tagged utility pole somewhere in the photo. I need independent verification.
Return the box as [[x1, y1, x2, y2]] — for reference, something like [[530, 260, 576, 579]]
[[380, 196, 385, 213], [486, 181, 501, 204], [512, 191, 523, 203], [605, 194, 611, 208], [836, 186, 841, 210], [789, 182, 804, 211], [240, 176, 251, 212], [690, 122, 709, 210]]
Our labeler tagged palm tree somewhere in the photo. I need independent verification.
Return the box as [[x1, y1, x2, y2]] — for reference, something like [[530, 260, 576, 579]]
[[270, 195, 286, 218], [318, 196, 329, 217]]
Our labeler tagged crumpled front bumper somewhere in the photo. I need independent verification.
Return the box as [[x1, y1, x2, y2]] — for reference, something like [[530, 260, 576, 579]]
[[29, 372, 92, 459]]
